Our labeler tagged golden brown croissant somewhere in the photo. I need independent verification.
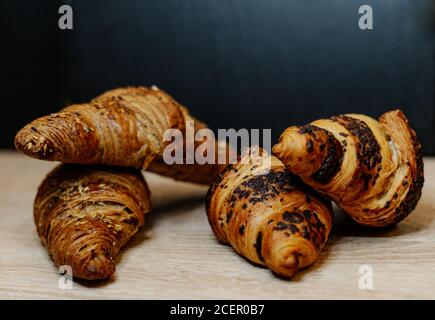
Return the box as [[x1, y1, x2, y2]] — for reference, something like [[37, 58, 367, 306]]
[[15, 86, 228, 184], [146, 112, 233, 184], [272, 109, 424, 227], [34, 164, 151, 280], [206, 147, 333, 278]]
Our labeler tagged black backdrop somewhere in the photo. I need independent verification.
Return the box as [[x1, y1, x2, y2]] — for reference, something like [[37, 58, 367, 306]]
[[1, 0, 434, 153]]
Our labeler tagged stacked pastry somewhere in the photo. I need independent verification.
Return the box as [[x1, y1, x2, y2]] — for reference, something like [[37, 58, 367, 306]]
[[16, 86, 424, 281], [206, 110, 424, 278], [15, 86, 230, 280]]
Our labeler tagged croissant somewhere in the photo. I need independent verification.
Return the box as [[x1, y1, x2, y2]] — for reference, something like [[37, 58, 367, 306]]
[[34, 164, 151, 280], [206, 147, 333, 278], [15, 86, 227, 184], [272, 109, 424, 227]]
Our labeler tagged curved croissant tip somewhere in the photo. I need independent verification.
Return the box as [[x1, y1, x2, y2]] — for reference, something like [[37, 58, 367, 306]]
[[79, 254, 116, 280], [272, 252, 300, 279], [14, 126, 55, 160], [271, 142, 283, 157], [380, 108, 397, 116], [380, 109, 408, 123], [387, 108, 403, 114]]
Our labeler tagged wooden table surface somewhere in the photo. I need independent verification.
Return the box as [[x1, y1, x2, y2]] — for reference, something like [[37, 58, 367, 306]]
[[1, 150, 435, 299]]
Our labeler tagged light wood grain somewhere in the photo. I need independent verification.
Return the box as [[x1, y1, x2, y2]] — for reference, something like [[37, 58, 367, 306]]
[[0, 150, 434, 299]]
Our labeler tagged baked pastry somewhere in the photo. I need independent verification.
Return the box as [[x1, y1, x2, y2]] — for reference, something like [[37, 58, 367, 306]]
[[15, 86, 228, 184], [34, 164, 151, 280], [272, 109, 424, 227], [206, 147, 333, 278]]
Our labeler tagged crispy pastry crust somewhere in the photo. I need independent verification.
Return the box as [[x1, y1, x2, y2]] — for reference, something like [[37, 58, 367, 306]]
[[206, 148, 333, 278], [34, 164, 151, 280], [146, 112, 232, 184], [273, 109, 424, 227], [15, 86, 228, 184]]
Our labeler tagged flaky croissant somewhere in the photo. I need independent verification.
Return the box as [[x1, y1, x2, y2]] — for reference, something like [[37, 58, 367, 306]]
[[206, 147, 333, 278], [34, 164, 151, 280], [15, 86, 228, 184], [273, 109, 424, 227]]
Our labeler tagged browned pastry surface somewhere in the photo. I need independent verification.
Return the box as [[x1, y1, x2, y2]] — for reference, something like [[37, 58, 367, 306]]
[[206, 147, 333, 278], [273, 109, 424, 227], [16, 86, 184, 168], [146, 110, 233, 184], [15, 86, 228, 184], [34, 164, 151, 280]]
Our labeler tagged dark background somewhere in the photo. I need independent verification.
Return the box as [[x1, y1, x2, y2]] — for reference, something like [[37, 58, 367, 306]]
[[1, 0, 434, 153]]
